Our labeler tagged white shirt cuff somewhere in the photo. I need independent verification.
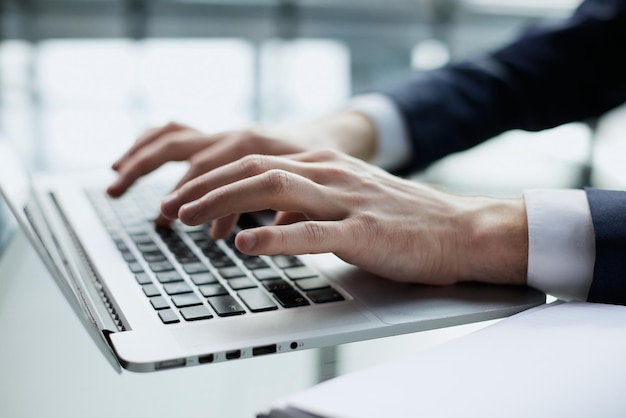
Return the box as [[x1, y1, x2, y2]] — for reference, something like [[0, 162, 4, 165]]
[[345, 94, 412, 171], [524, 189, 595, 301]]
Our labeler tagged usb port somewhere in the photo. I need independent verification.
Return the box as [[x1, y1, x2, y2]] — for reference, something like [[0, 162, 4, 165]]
[[225, 350, 241, 360], [253, 344, 277, 356], [198, 354, 214, 364]]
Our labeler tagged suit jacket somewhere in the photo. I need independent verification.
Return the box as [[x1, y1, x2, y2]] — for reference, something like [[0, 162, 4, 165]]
[[381, 0, 626, 304]]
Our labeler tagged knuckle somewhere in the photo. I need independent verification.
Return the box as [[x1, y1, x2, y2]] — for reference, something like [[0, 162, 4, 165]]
[[263, 169, 293, 195], [312, 148, 340, 161], [239, 154, 269, 176]]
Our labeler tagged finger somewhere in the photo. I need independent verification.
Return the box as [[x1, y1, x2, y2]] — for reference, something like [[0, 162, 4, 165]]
[[112, 122, 186, 171], [209, 213, 239, 240], [274, 211, 307, 225], [107, 134, 210, 197], [161, 154, 315, 220], [177, 170, 342, 226], [234, 221, 342, 255]]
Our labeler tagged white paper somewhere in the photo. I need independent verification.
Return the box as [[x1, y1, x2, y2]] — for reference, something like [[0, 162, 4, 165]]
[[269, 302, 626, 418]]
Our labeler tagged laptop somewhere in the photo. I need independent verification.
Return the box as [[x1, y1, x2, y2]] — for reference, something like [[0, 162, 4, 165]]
[[0, 136, 545, 373]]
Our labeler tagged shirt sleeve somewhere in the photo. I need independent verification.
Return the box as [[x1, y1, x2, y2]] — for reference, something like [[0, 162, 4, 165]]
[[345, 94, 412, 171], [523, 189, 595, 301]]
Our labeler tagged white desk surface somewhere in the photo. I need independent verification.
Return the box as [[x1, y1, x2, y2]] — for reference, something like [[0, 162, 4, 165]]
[[0, 231, 319, 418]]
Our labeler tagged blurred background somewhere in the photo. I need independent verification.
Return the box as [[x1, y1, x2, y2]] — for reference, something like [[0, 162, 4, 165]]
[[2, 0, 626, 417]]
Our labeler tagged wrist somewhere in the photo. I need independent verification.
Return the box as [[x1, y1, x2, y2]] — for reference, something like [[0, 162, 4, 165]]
[[461, 196, 528, 285], [310, 111, 377, 161]]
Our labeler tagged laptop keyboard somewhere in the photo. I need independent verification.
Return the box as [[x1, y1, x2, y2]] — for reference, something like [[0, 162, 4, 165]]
[[86, 185, 345, 325]]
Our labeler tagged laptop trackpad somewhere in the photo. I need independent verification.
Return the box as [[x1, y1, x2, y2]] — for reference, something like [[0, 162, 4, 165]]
[[317, 257, 544, 326]]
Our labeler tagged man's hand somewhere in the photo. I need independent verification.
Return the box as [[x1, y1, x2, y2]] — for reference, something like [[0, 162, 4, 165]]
[[160, 149, 529, 286], [107, 112, 377, 199]]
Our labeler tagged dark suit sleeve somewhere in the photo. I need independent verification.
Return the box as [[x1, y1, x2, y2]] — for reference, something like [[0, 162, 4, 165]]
[[585, 188, 626, 305], [380, 0, 626, 173]]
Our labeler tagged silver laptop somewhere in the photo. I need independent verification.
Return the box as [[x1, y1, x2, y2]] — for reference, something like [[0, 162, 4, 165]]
[[0, 137, 545, 373]]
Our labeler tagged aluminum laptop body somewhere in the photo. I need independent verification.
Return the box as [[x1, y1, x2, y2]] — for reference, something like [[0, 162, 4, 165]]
[[0, 138, 545, 373]]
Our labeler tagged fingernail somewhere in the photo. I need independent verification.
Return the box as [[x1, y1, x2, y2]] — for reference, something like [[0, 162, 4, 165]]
[[238, 230, 256, 251]]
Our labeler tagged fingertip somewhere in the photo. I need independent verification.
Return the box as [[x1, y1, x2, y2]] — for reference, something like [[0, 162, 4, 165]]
[[236, 230, 257, 253]]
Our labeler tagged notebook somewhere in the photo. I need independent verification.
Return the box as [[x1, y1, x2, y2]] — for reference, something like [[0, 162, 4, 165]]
[[0, 137, 545, 373]]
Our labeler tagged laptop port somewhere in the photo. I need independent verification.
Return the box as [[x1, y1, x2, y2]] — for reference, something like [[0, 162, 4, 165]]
[[155, 358, 186, 370], [225, 350, 241, 360], [252, 344, 277, 356], [198, 354, 214, 364]]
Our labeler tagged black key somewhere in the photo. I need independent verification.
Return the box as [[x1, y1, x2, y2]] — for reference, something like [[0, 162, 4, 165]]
[[180, 305, 213, 321], [143, 251, 167, 262], [227, 277, 257, 290], [171, 293, 202, 308], [135, 272, 152, 285], [294, 277, 330, 291], [131, 234, 154, 244], [176, 254, 199, 264], [272, 254, 303, 269], [307, 288, 345, 304], [190, 272, 217, 285], [163, 282, 192, 295], [253, 268, 282, 281], [238, 288, 278, 313], [284, 266, 317, 280], [142, 284, 160, 297], [208, 295, 246, 317], [156, 270, 184, 284], [187, 231, 210, 241], [150, 296, 169, 310], [128, 262, 144, 274], [210, 256, 235, 268], [273, 289, 309, 308], [242, 257, 269, 270], [158, 309, 180, 324], [198, 284, 228, 298], [137, 243, 160, 253], [262, 279, 292, 293], [149, 260, 175, 273], [183, 262, 209, 274], [122, 251, 136, 262], [219, 266, 245, 279]]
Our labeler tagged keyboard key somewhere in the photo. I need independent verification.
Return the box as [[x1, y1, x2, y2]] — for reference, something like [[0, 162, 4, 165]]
[[158, 309, 180, 324], [150, 296, 170, 310], [294, 277, 331, 291], [227, 277, 257, 290], [137, 243, 160, 253], [156, 270, 184, 284], [208, 295, 246, 317], [198, 284, 229, 298], [131, 234, 154, 244], [238, 288, 278, 312], [262, 279, 292, 293], [273, 289, 310, 308], [171, 293, 202, 308], [190, 272, 217, 285], [219, 266, 246, 279], [284, 266, 317, 280], [128, 262, 144, 274], [183, 262, 210, 274], [142, 284, 160, 297], [272, 255, 303, 269], [180, 305, 213, 321], [122, 251, 137, 262], [242, 257, 269, 270], [307, 288, 345, 304], [135, 272, 152, 285], [253, 268, 282, 281], [163, 282, 193, 295], [143, 251, 167, 262], [149, 260, 175, 272]]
